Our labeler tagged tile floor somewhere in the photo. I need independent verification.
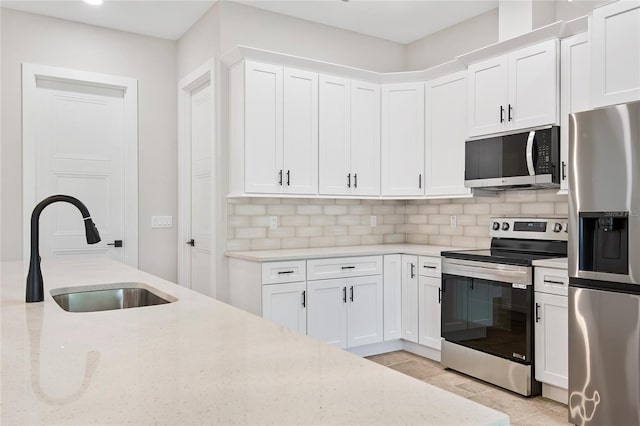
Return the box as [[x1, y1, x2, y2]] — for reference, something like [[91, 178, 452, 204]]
[[366, 351, 571, 426]]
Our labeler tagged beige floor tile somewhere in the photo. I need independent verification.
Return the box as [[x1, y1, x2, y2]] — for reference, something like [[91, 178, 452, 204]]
[[469, 389, 542, 422], [389, 359, 446, 381], [365, 350, 420, 366], [511, 409, 571, 426]]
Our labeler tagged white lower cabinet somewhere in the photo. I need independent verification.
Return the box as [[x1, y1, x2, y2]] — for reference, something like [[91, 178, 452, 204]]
[[383, 255, 402, 341], [262, 282, 307, 334], [307, 275, 383, 349], [401, 255, 419, 343], [534, 266, 569, 393], [418, 275, 441, 351]]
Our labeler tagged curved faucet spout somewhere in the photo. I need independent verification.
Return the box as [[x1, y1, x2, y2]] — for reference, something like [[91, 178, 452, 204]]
[[26, 195, 101, 303]]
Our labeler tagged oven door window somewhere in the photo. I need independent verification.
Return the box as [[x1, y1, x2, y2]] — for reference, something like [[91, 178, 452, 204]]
[[441, 274, 533, 364]]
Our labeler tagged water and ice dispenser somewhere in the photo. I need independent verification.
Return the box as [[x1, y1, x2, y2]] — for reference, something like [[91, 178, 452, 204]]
[[579, 212, 629, 275]]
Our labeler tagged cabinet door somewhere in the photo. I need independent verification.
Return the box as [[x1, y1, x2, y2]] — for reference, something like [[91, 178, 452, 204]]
[[507, 39, 559, 130], [560, 33, 591, 194], [244, 61, 283, 193], [381, 83, 425, 196], [467, 55, 508, 137], [319, 75, 351, 195], [283, 67, 318, 195], [347, 275, 383, 347], [350, 80, 381, 196], [418, 275, 442, 350], [425, 71, 471, 198], [534, 292, 568, 389], [592, 1, 640, 107], [262, 282, 306, 334], [401, 255, 419, 343], [307, 278, 347, 349], [383, 255, 402, 341]]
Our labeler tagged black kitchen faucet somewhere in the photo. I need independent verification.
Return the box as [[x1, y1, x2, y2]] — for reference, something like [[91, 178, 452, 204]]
[[26, 195, 101, 303]]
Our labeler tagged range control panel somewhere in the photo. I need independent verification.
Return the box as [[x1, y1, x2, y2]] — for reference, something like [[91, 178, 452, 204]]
[[490, 217, 568, 241]]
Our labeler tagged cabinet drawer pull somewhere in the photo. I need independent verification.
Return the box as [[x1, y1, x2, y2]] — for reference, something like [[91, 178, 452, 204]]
[[341, 266, 356, 270], [278, 270, 295, 275], [544, 279, 566, 285], [535, 303, 541, 322], [423, 265, 437, 269], [343, 287, 347, 303], [350, 286, 354, 302]]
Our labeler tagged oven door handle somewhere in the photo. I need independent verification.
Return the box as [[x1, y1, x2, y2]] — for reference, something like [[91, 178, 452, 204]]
[[526, 130, 536, 176], [444, 262, 531, 285]]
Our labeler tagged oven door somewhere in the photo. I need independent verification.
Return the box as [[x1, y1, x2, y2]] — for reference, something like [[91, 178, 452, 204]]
[[441, 260, 534, 364]]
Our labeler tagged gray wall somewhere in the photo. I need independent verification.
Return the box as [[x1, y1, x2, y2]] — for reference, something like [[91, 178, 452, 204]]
[[0, 8, 178, 281]]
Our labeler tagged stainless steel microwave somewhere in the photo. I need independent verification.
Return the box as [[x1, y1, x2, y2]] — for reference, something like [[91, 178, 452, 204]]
[[464, 126, 560, 191]]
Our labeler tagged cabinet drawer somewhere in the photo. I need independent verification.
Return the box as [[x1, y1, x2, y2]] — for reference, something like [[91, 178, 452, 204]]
[[418, 256, 441, 278], [307, 256, 383, 280], [534, 267, 568, 297], [262, 261, 307, 284]]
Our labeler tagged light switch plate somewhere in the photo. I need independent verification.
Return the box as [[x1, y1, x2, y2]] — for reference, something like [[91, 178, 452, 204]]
[[152, 216, 173, 228]]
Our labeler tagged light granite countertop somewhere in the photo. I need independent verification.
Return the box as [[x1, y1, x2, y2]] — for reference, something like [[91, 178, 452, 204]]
[[1, 256, 509, 425], [225, 243, 469, 262], [532, 257, 568, 269]]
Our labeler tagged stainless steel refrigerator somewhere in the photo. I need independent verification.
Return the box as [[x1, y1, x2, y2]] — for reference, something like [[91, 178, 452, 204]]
[[569, 101, 640, 425]]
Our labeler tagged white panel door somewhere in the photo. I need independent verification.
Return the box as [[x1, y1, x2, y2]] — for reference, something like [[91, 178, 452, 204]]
[[425, 71, 471, 198], [560, 33, 591, 193], [418, 275, 441, 351], [35, 78, 125, 261], [535, 292, 568, 389], [383, 254, 402, 341], [307, 279, 347, 348], [508, 39, 559, 130], [318, 74, 351, 195], [467, 56, 508, 137], [283, 67, 318, 195], [189, 82, 214, 296], [244, 61, 283, 194], [592, 1, 640, 107], [401, 255, 419, 343], [262, 282, 306, 334], [347, 275, 383, 347], [350, 80, 381, 196], [381, 83, 425, 196]]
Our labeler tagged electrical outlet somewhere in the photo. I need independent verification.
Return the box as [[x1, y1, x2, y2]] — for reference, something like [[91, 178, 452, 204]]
[[450, 215, 457, 228], [370, 215, 377, 227], [269, 216, 278, 230]]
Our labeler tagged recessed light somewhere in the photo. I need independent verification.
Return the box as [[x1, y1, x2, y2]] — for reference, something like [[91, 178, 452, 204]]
[[83, 0, 103, 5]]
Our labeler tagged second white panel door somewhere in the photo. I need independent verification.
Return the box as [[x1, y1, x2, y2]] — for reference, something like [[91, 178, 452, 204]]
[[307, 279, 348, 349], [283, 68, 318, 195], [350, 80, 380, 196], [467, 56, 508, 137], [418, 275, 441, 350], [381, 83, 424, 196], [401, 255, 419, 343], [347, 275, 383, 347], [262, 282, 307, 334]]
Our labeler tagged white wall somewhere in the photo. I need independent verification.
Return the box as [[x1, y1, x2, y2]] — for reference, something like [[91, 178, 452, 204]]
[[404, 8, 499, 71], [0, 8, 178, 281]]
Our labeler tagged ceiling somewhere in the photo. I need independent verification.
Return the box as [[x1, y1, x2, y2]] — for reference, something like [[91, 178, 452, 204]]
[[0, 0, 499, 44]]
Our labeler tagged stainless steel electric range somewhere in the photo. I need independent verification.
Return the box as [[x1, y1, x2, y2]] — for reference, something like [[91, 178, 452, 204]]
[[440, 217, 567, 396]]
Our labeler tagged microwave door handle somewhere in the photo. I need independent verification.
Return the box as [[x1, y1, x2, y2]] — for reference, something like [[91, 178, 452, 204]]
[[526, 131, 536, 176]]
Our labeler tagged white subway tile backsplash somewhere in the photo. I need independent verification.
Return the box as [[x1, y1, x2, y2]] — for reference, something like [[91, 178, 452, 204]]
[[464, 203, 490, 215], [281, 215, 310, 227], [337, 215, 361, 225], [309, 236, 337, 248], [490, 203, 521, 215], [267, 204, 296, 215], [520, 202, 555, 215], [335, 236, 362, 246], [440, 204, 464, 215], [324, 205, 349, 215], [451, 236, 478, 248], [296, 226, 324, 237], [251, 238, 282, 250], [234, 204, 266, 216], [235, 227, 267, 239], [361, 235, 384, 245], [296, 205, 322, 215], [282, 237, 310, 249]]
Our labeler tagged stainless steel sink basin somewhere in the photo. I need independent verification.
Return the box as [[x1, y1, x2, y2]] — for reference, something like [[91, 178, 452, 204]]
[[51, 283, 177, 313]]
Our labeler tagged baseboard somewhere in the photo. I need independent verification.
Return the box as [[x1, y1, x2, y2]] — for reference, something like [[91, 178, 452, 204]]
[[542, 383, 568, 405], [402, 340, 441, 362], [347, 339, 403, 357]]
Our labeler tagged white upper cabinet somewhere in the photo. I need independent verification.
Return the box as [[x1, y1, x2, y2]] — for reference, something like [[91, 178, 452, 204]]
[[560, 32, 591, 193], [319, 76, 380, 196], [230, 61, 318, 196], [467, 39, 559, 137], [425, 71, 471, 198], [381, 83, 425, 196], [591, 1, 640, 107]]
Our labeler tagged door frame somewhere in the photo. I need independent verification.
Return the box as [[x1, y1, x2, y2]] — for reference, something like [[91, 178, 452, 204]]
[[177, 59, 216, 293], [22, 63, 139, 266]]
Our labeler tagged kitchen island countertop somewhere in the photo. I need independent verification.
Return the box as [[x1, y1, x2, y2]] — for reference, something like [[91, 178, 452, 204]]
[[1, 256, 509, 425]]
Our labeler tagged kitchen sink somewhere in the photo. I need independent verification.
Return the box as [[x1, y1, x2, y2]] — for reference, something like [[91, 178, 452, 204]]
[[51, 283, 177, 313]]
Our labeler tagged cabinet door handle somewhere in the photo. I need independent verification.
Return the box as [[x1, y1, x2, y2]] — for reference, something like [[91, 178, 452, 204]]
[[347, 173, 351, 188], [410, 263, 416, 279], [508, 104, 513, 121], [302, 290, 306, 308], [354, 173, 358, 188], [423, 265, 437, 269], [544, 279, 566, 285], [500, 105, 505, 123], [418, 174, 422, 189], [535, 303, 541, 322], [286, 170, 290, 186], [343, 287, 347, 303], [350, 286, 354, 302], [277, 270, 295, 275], [341, 266, 356, 270], [562, 161, 567, 180], [278, 170, 283, 186], [438, 288, 441, 304]]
